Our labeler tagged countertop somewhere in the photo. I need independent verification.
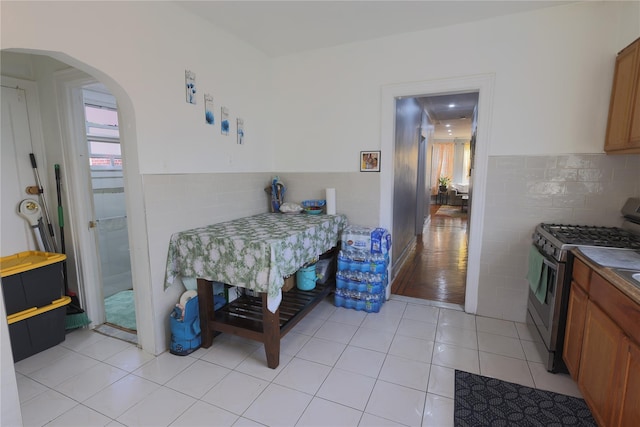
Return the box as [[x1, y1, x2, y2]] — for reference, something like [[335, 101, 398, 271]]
[[572, 248, 640, 305]]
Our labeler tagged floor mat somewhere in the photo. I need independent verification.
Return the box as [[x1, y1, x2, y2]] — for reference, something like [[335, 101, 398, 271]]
[[104, 289, 137, 331], [454, 370, 595, 426]]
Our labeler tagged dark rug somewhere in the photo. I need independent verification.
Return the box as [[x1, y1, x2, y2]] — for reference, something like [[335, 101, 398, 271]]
[[454, 370, 596, 427]]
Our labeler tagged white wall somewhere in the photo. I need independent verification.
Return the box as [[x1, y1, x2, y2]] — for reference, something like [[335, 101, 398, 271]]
[[269, 1, 639, 166], [1, 1, 274, 174]]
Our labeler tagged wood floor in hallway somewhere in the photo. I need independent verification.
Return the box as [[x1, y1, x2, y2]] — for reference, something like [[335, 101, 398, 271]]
[[391, 204, 468, 305]]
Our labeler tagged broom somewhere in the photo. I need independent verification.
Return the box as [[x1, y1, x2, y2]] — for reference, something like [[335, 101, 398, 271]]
[[55, 164, 91, 330]]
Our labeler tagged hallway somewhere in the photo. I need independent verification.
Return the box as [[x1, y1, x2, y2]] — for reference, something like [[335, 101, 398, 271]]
[[391, 204, 468, 305]]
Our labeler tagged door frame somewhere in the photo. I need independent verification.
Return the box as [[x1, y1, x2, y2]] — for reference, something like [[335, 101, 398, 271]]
[[54, 68, 106, 325], [380, 74, 495, 314]]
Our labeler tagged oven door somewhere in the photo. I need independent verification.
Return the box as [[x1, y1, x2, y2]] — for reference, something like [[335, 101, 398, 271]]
[[526, 247, 566, 352]]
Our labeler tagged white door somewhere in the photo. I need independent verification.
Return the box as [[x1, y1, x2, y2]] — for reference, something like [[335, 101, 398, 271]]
[[1, 85, 44, 255]]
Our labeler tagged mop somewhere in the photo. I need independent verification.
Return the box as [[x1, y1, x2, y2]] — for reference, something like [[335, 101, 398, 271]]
[[55, 164, 91, 330]]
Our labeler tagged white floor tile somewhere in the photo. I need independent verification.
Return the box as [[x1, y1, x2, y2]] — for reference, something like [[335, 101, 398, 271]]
[[528, 362, 583, 398], [290, 313, 326, 336], [132, 351, 196, 385], [169, 400, 239, 427], [273, 357, 331, 395], [314, 320, 359, 344], [378, 354, 430, 391], [476, 316, 519, 338], [423, 393, 454, 427], [201, 371, 269, 415], [15, 373, 47, 403], [477, 332, 525, 359], [365, 380, 426, 427], [235, 346, 292, 381], [427, 365, 456, 399], [19, 389, 78, 427], [335, 346, 386, 378], [116, 386, 195, 427], [431, 343, 479, 374], [388, 334, 434, 363], [198, 337, 257, 369], [165, 359, 230, 398], [296, 337, 346, 366], [479, 352, 534, 387], [232, 417, 266, 427], [83, 374, 160, 419], [438, 309, 476, 330], [515, 322, 541, 342], [76, 336, 132, 361], [103, 346, 156, 372], [62, 329, 108, 351], [12, 294, 587, 427], [317, 368, 376, 411], [279, 331, 311, 356], [521, 339, 545, 363], [328, 307, 368, 326], [243, 383, 312, 426], [349, 327, 395, 353], [359, 312, 401, 333], [29, 352, 99, 387], [55, 362, 128, 402], [436, 324, 478, 350], [45, 404, 113, 427], [358, 413, 405, 426], [403, 304, 439, 324], [13, 345, 72, 375], [297, 397, 363, 427], [396, 318, 437, 341]]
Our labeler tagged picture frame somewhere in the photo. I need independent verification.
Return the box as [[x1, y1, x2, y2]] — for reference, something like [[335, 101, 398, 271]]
[[360, 150, 381, 172]]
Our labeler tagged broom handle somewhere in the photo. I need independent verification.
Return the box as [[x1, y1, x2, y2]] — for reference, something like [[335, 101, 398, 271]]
[[55, 164, 69, 294], [30, 153, 58, 252]]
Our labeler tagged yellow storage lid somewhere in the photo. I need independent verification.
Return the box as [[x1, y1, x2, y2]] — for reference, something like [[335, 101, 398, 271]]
[[0, 251, 66, 277], [7, 296, 71, 324]]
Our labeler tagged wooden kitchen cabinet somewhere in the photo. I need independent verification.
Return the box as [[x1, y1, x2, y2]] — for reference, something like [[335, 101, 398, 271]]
[[563, 281, 588, 380], [565, 254, 640, 426], [578, 300, 625, 426], [615, 338, 640, 427], [605, 37, 640, 154]]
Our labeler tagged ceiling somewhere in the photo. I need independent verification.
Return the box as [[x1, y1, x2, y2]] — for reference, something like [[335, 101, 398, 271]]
[[417, 92, 479, 140], [174, 1, 572, 140], [175, 1, 573, 58]]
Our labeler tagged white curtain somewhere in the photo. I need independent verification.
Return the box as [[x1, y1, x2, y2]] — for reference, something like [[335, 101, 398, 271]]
[[430, 143, 455, 195]]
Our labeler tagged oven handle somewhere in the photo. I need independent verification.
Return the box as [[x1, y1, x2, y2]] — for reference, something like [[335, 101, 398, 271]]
[[542, 256, 558, 271]]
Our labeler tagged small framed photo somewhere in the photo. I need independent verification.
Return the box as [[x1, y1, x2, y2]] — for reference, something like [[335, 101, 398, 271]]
[[360, 151, 381, 172]]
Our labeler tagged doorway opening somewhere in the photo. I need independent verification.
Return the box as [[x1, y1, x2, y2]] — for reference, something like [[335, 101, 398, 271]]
[[82, 85, 136, 339], [391, 92, 478, 306]]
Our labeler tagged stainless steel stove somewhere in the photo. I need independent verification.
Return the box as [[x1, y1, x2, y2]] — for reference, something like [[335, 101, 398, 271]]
[[527, 198, 640, 372]]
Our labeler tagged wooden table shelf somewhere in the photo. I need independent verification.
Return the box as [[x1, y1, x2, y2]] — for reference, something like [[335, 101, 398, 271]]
[[197, 278, 334, 368]]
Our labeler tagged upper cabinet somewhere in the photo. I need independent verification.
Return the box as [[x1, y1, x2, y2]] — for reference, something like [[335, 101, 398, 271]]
[[605, 37, 640, 154]]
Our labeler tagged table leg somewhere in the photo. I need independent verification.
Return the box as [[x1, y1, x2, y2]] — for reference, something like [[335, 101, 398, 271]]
[[197, 278, 215, 348], [261, 293, 281, 368]]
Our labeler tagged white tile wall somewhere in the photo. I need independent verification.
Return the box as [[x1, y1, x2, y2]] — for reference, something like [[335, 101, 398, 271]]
[[478, 153, 640, 322]]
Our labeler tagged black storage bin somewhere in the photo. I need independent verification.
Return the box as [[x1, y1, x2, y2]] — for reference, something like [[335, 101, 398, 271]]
[[1, 251, 65, 315], [7, 296, 70, 362]]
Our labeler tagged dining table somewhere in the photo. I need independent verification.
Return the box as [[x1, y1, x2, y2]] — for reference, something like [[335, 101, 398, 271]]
[[165, 212, 347, 368]]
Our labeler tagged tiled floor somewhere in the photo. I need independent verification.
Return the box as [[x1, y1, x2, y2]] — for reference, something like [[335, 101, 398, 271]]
[[13, 295, 582, 427]]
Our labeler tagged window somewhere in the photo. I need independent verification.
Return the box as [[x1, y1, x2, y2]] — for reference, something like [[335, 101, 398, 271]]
[[84, 102, 121, 170]]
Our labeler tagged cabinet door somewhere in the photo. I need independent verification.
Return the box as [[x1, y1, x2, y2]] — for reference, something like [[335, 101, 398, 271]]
[[616, 339, 640, 427], [563, 281, 588, 380], [605, 40, 639, 152], [579, 301, 624, 426]]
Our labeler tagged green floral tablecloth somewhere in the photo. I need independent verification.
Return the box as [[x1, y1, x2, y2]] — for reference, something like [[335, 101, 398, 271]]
[[165, 212, 347, 311]]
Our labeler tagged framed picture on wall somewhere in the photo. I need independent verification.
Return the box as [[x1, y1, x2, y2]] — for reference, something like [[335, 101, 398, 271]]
[[360, 151, 381, 172]]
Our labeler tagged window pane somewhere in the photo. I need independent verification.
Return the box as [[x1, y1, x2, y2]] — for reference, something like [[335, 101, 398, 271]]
[[87, 126, 119, 138], [85, 105, 118, 126], [89, 141, 121, 156]]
